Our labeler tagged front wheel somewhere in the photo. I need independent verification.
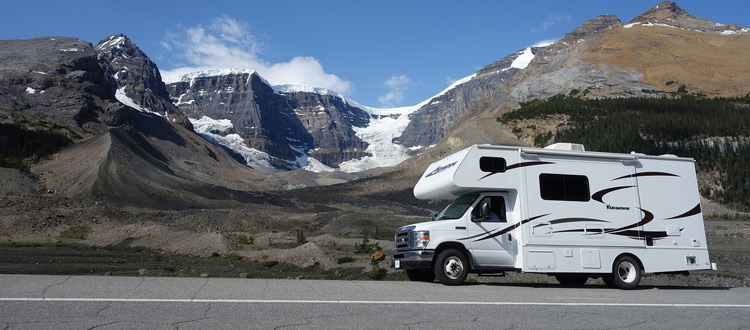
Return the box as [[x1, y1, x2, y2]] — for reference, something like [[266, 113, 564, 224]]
[[406, 269, 436, 282], [610, 256, 641, 290], [434, 249, 469, 285]]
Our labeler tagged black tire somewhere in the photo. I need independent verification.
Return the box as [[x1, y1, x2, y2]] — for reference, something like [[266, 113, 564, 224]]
[[555, 274, 588, 286], [406, 269, 436, 282], [434, 249, 469, 285], [611, 256, 641, 290]]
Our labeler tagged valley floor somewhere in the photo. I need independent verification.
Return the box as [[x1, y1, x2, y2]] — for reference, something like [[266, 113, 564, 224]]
[[1, 188, 748, 287]]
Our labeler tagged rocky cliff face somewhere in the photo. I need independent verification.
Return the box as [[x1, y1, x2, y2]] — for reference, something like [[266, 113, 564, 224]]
[[168, 72, 310, 169], [505, 2, 750, 104], [166, 72, 371, 169], [503, 13, 661, 103], [412, 1, 749, 159], [94, 35, 191, 128], [0, 36, 283, 208], [395, 48, 533, 149], [631, 1, 745, 32], [562, 14, 621, 42], [394, 6, 736, 151], [279, 88, 371, 165], [393, 15, 626, 150], [0, 37, 126, 133], [0, 35, 194, 135]]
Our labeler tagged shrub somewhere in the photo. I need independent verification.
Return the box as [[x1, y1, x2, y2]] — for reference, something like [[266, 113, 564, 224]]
[[367, 264, 387, 280], [237, 235, 254, 245], [59, 226, 90, 240], [354, 234, 375, 254], [261, 260, 279, 268], [307, 261, 321, 269], [336, 256, 354, 264], [296, 228, 307, 246]]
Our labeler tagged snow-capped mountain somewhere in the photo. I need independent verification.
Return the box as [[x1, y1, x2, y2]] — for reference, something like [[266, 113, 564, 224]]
[[396, 46, 544, 149], [163, 45, 540, 173], [0, 36, 127, 133], [95, 35, 191, 128], [165, 71, 371, 172]]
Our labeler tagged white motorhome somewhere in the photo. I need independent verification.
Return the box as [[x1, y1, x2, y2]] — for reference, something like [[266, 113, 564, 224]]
[[392, 143, 715, 289]]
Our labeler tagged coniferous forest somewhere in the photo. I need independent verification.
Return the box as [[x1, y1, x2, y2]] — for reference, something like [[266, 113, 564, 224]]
[[500, 93, 750, 211], [0, 123, 72, 172]]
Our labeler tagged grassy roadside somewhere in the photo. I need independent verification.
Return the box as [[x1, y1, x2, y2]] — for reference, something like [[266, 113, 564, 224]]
[[1, 218, 747, 287], [0, 241, 404, 281]]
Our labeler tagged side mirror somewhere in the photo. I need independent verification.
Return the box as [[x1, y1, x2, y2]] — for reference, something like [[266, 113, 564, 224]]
[[430, 211, 437, 221], [473, 201, 490, 222], [481, 202, 490, 220]]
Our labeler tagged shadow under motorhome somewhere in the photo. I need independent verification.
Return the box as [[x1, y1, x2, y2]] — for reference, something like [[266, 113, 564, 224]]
[[392, 143, 715, 289]]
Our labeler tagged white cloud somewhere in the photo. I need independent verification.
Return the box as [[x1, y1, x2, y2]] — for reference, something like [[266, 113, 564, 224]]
[[385, 74, 412, 89], [211, 15, 252, 45], [531, 13, 572, 33], [533, 39, 559, 47], [378, 74, 413, 107], [159, 41, 172, 51], [160, 16, 351, 93], [379, 90, 404, 106], [266, 56, 352, 93]]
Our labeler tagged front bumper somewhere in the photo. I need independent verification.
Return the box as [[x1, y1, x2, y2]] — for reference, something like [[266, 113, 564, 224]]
[[391, 249, 435, 269]]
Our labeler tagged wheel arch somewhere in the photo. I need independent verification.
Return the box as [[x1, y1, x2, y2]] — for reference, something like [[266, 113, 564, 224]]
[[612, 252, 645, 273], [433, 242, 473, 269]]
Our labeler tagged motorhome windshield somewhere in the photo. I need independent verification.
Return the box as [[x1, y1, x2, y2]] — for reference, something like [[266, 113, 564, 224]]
[[435, 194, 479, 220]]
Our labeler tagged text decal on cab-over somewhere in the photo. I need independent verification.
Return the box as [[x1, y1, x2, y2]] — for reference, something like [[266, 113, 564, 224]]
[[425, 161, 457, 178]]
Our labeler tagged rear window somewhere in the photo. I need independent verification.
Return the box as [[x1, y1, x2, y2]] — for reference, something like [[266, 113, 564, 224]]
[[539, 173, 590, 202]]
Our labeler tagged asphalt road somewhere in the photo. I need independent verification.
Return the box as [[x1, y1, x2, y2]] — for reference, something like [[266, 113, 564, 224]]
[[1, 274, 749, 329]]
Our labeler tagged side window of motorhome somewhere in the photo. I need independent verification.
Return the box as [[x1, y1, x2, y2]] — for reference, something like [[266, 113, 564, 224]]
[[471, 196, 507, 222], [539, 173, 590, 202], [480, 157, 506, 173]]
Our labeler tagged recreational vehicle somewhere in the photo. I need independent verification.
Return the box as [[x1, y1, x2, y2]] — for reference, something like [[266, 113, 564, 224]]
[[391, 143, 715, 289]]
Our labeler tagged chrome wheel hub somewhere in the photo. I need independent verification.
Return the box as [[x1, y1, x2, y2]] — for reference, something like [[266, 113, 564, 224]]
[[444, 256, 464, 280], [617, 261, 637, 283]]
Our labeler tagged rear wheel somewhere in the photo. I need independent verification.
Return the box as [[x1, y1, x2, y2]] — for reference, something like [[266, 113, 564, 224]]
[[406, 269, 436, 282], [434, 249, 469, 285], [555, 274, 588, 286], [611, 256, 641, 290]]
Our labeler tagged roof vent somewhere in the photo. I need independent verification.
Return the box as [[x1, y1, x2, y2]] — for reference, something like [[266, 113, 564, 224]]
[[544, 143, 585, 151]]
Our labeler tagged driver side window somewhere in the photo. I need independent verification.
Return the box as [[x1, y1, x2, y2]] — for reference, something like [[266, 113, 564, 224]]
[[472, 196, 506, 222]]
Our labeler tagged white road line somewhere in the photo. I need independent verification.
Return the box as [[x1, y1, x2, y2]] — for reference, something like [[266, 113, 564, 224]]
[[0, 298, 748, 308]]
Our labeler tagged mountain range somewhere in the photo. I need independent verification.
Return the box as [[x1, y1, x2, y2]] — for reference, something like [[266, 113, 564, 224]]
[[159, 47, 537, 173], [1, 1, 749, 211]]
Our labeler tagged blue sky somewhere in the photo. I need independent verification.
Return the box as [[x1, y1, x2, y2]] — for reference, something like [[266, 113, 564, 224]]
[[2, 1, 748, 108]]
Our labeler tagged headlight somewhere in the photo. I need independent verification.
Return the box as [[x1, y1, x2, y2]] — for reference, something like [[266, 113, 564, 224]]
[[414, 231, 430, 249]]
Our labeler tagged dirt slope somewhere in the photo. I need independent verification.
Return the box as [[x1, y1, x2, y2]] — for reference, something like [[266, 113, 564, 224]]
[[32, 109, 272, 209], [580, 25, 750, 97]]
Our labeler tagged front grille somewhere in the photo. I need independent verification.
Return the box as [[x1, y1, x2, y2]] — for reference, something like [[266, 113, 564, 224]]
[[395, 231, 412, 250]]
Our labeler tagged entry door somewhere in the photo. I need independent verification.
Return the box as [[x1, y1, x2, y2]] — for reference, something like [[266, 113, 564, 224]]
[[468, 195, 516, 267]]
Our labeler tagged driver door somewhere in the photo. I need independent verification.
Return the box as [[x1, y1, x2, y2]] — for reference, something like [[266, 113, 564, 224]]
[[467, 194, 516, 267]]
